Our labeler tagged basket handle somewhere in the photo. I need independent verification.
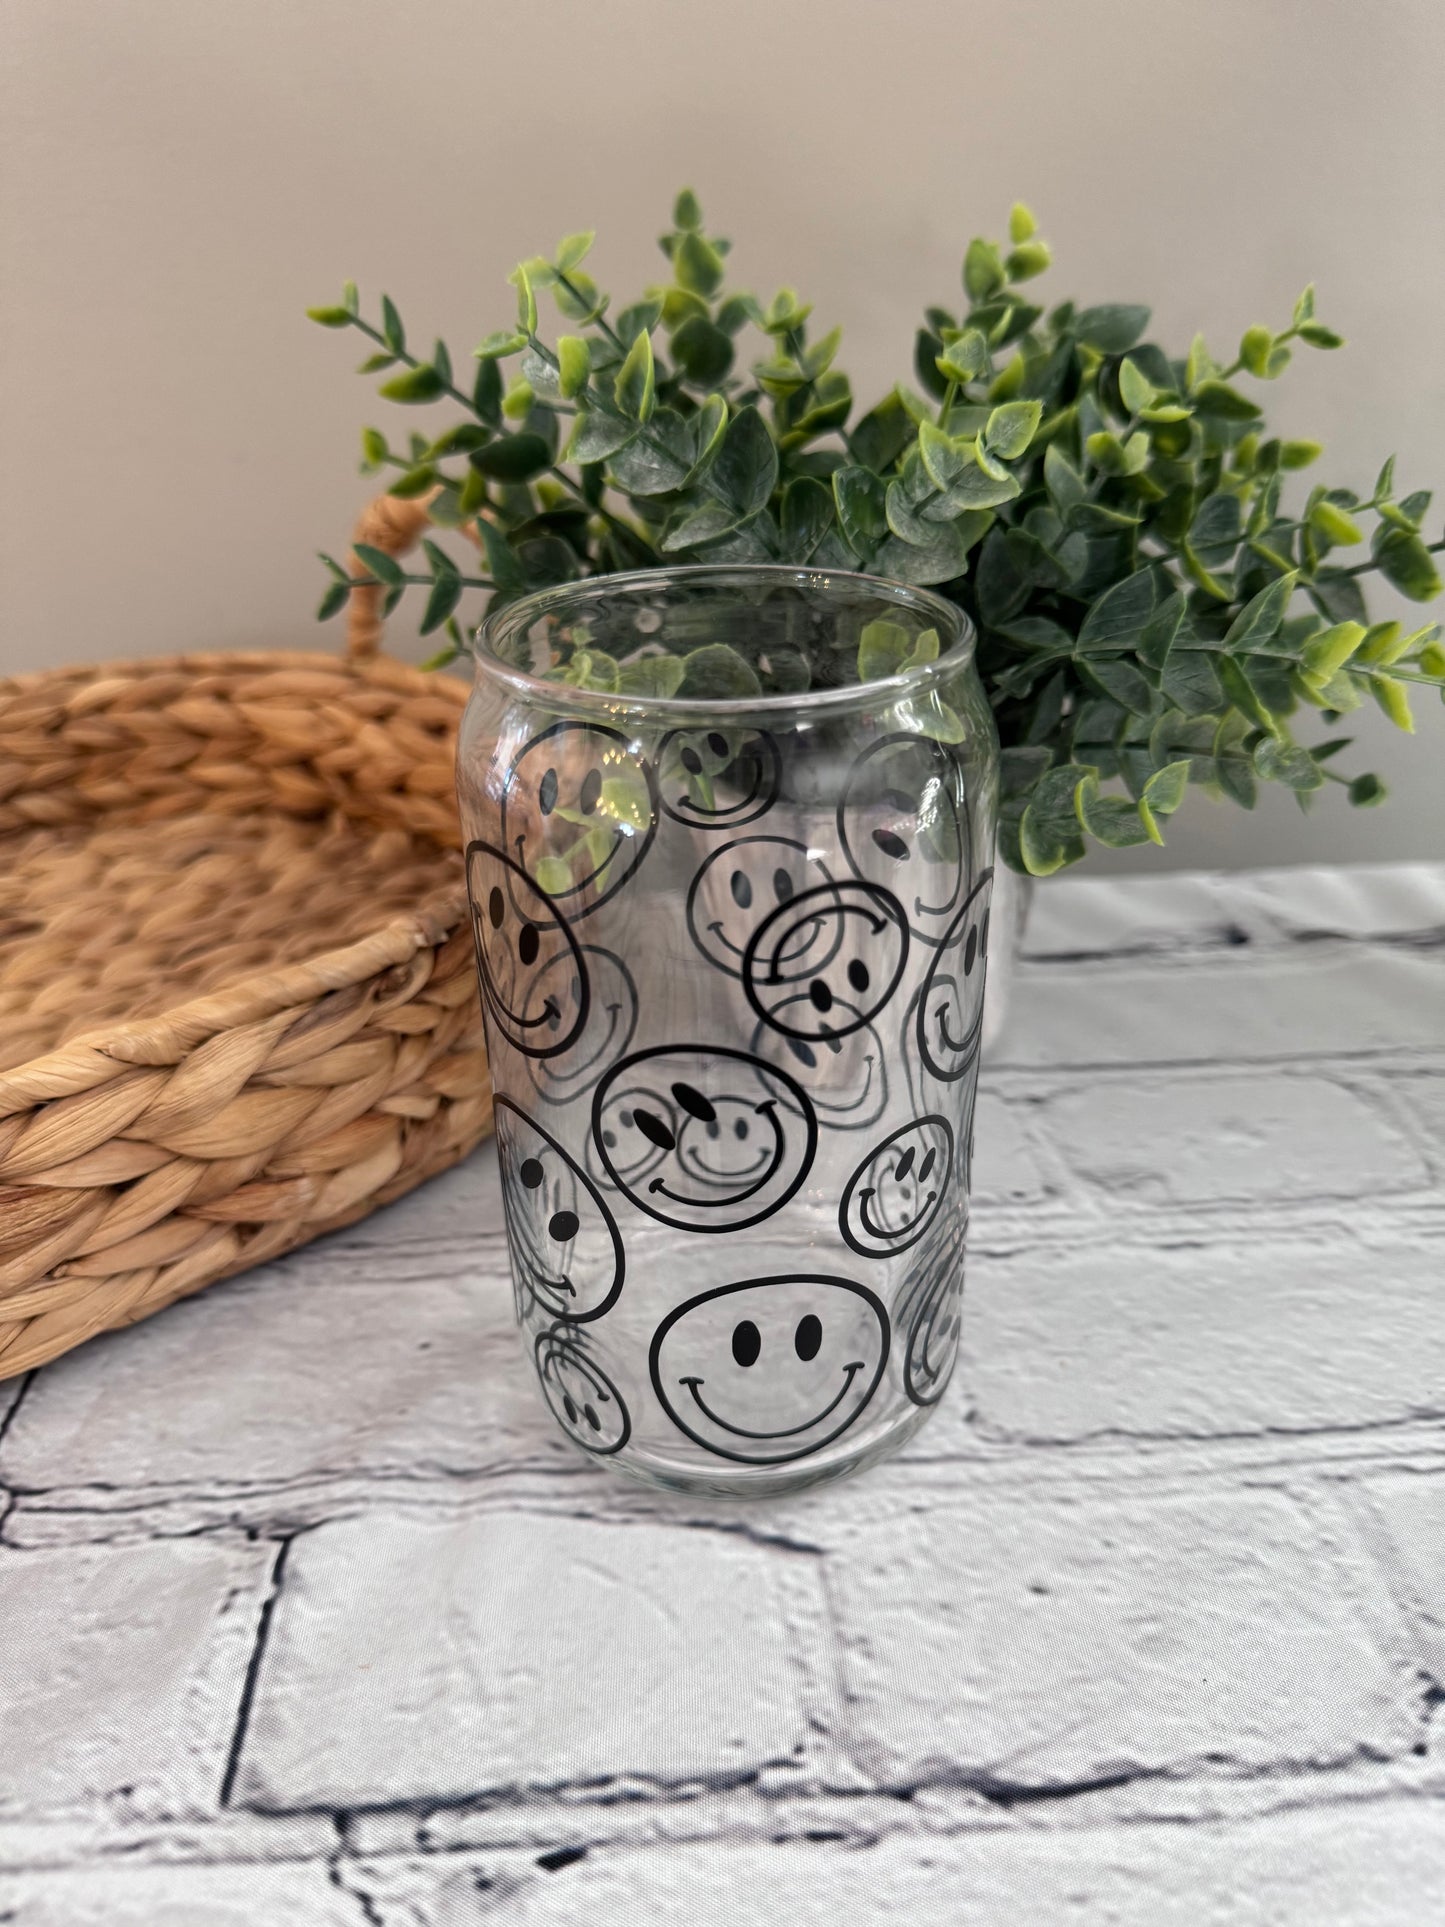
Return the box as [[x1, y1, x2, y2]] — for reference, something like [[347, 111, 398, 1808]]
[[344, 491, 483, 662]]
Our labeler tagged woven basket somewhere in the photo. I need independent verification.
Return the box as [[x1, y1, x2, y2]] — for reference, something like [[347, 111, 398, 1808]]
[[0, 493, 492, 1379]]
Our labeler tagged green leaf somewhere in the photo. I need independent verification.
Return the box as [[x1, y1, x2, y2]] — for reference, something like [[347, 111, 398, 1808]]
[[352, 542, 403, 585], [935, 327, 989, 384], [316, 578, 349, 621], [1075, 773, 1154, 849], [1223, 570, 1297, 652], [670, 314, 734, 385], [381, 295, 405, 354], [387, 463, 436, 499], [1192, 380, 1263, 423], [473, 433, 551, 481], [1005, 241, 1051, 282], [689, 394, 729, 474], [616, 654, 687, 699], [514, 266, 538, 334], [1280, 439, 1323, 470], [1075, 567, 1158, 652], [419, 568, 463, 636], [1117, 357, 1156, 414], [473, 330, 528, 361], [566, 410, 639, 464], [1073, 304, 1150, 353], [1218, 656, 1280, 733], [1143, 759, 1190, 815], [379, 364, 447, 404], [1298, 322, 1345, 349], [857, 619, 912, 683], [476, 518, 526, 595], [1348, 772, 1386, 806], [848, 391, 913, 471], [1043, 442, 1085, 516], [1162, 650, 1225, 716], [1019, 763, 1090, 875], [1079, 657, 1156, 715], [678, 643, 762, 699], [873, 518, 971, 586], [556, 335, 590, 399], [1008, 203, 1037, 244], [713, 407, 779, 518], [307, 304, 352, 328], [613, 329, 656, 422], [780, 476, 833, 562], [963, 238, 1006, 303], [554, 230, 595, 274], [608, 409, 693, 494], [661, 501, 742, 553], [1239, 325, 1273, 377], [672, 187, 703, 231], [674, 230, 725, 298], [1375, 530, 1443, 602], [1301, 620, 1366, 677], [1372, 676, 1415, 732], [1309, 500, 1364, 546], [1253, 738, 1323, 791], [1138, 590, 1186, 672], [983, 399, 1043, 460], [833, 464, 888, 560]]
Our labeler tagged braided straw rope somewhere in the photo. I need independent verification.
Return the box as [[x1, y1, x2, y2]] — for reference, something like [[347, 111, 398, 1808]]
[[0, 494, 493, 1378]]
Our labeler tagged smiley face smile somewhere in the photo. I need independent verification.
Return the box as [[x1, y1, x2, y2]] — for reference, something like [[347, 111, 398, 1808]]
[[679, 1360, 865, 1440]]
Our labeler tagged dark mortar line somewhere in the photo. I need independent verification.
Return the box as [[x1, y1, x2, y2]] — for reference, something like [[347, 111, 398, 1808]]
[[237, 1767, 768, 1826], [958, 1406, 1445, 1455], [987, 1044, 1445, 1078], [218, 1533, 297, 1812], [328, 1856, 384, 1927]]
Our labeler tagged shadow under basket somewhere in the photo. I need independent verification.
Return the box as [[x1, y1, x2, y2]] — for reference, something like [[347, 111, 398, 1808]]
[[0, 638, 492, 1380]]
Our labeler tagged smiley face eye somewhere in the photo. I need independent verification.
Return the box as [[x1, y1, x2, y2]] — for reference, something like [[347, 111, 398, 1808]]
[[918, 1146, 938, 1182], [548, 1209, 579, 1243], [772, 868, 794, 904], [981, 908, 991, 958], [731, 870, 753, 909], [487, 887, 505, 929], [671, 1081, 716, 1124], [848, 958, 870, 994], [732, 1319, 761, 1367], [964, 924, 979, 974], [539, 768, 559, 816], [517, 923, 540, 967], [794, 1313, 822, 1361], [707, 731, 728, 756], [681, 745, 703, 775], [633, 1107, 677, 1152], [872, 827, 910, 861], [894, 1145, 916, 1182], [579, 768, 603, 815], [519, 1158, 545, 1190]]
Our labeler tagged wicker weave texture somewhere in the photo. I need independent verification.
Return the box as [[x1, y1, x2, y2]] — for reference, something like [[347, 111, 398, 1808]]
[[0, 640, 491, 1379]]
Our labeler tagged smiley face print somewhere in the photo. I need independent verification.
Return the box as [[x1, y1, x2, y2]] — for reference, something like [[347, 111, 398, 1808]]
[[649, 1274, 889, 1466], [659, 726, 781, 830], [534, 1327, 631, 1456], [591, 1046, 818, 1233], [742, 880, 910, 1045], [494, 1096, 624, 1323], [839, 1114, 954, 1260], [897, 1239, 964, 1407], [500, 721, 659, 919], [748, 1006, 889, 1135], [912, 870, 993, 1084], [523, 944, 640, 1108], [686, 835, 838, 980], [466, 840, 590, 1062], [838, 733, 971, 948]]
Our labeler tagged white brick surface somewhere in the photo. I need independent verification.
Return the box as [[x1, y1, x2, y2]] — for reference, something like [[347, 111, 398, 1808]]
[[0, 1538, 270, 1817], [233, 1510, 824, 1811], [1036, 1069, 1430, 1208], [958, 1231, 1445, 1444], [968, 1089, 1047, 1207], [1357, 1471, 1445, 1686], [824, 1485, 1412, 1786], [0, 1862, 358, 1925], [392, 1804, 1445, 1926]]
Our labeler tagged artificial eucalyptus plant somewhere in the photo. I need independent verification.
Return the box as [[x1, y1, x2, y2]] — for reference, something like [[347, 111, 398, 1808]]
[[309, 193, 1444, 874]]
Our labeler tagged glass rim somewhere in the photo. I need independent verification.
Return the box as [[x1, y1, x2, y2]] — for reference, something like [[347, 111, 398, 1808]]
[[471, 563, 977, 722]]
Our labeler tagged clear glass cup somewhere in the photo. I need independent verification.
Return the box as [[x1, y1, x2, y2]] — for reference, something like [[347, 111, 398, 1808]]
[[456, 565, 999, 1496]]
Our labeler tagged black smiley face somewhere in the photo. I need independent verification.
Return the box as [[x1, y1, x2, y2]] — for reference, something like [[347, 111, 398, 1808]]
[[839, 1114, 954, 1260], [686, 835, 838, 980], [466, 840, 590, 1061], [742, 880, 910, 1044], [649, 1275, 890, 1466], [914, 870, 993, 1084], [591, 1046, 818, 1234], [838, 733, 972, 948], [901, 1247, 964, 1408], [494, 1096, 624, 1323], [501, 721, 659, 918], [749, 1004, 889, 1134], [534, 1328, 631, 1456], [659, 727, 782, 830], [523, 945, 639, 1108]]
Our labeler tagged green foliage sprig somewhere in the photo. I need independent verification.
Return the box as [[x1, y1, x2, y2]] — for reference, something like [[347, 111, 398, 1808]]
[[309, 193, 1445, 874]]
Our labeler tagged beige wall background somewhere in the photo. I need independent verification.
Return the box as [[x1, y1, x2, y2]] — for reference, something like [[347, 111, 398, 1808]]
[[2, 0, 1441, 873]]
